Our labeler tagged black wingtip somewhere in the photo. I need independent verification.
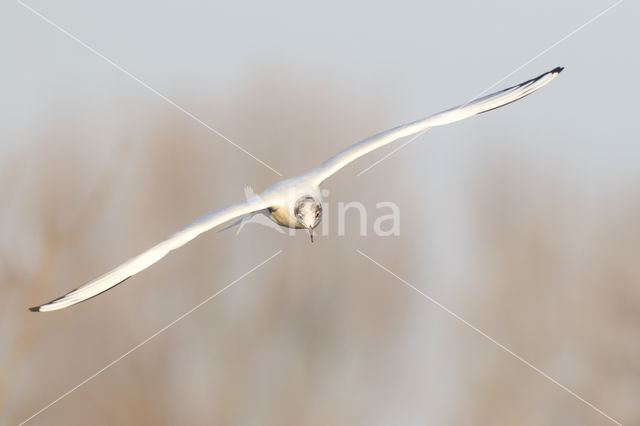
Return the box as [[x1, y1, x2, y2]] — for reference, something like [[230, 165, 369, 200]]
[[552, 66, 564, 74], [29, 306, 41, 312]]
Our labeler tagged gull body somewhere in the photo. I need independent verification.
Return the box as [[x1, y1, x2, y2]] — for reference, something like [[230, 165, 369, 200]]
[[259, 175, 323, 230], [30, 67, 564, 312]]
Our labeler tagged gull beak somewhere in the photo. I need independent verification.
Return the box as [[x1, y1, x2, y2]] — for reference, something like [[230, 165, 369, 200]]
[[308, 226, 314, 243]]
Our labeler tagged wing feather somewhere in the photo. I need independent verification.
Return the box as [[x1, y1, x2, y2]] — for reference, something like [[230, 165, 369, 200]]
[[308, 67, 563, 184], [30, 198, 271, 312]]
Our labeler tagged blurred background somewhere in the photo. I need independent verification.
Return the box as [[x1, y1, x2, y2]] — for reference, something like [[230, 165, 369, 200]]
[[1, 0, 639, 424]]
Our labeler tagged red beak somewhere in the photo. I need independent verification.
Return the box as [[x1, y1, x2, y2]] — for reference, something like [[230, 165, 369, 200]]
[[308, 226, 314, 243]]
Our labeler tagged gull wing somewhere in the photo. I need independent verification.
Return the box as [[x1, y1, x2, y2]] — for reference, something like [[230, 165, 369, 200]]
[[308, 67, 563, 185], [30, 197, 272, 312]]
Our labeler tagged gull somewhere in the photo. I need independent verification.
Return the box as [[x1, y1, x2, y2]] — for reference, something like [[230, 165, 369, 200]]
[[30, 67, 563, 312]]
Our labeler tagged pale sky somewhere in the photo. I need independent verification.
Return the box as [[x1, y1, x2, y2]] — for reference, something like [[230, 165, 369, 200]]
[[2, 0, 637, 179]]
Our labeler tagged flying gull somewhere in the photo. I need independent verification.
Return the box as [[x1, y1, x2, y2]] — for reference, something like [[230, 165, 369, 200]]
[[30, 66, 563, 312]]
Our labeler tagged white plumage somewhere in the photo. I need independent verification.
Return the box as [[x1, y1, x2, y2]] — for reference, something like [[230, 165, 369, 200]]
[[31, 66, 563, 312]]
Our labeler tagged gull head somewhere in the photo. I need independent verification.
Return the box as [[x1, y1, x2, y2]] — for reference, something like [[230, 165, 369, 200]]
[[294, 196, 322, 242]]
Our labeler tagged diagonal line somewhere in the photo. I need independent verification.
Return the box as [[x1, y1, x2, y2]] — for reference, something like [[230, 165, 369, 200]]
[[18, 249, 283, 426], [466, 0, 624, 98], [357, 129, 429, 176], [357, 0, 625, 176], [15, 0, 283, 177], [356, 249, 622, 426]]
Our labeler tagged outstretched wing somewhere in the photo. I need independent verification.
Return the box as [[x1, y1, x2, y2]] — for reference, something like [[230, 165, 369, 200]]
[[307, 67, 563, 185], [30, 197, 272, 312]]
